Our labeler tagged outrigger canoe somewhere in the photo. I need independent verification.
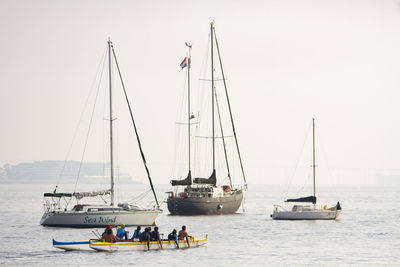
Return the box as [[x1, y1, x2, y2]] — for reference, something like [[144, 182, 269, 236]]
[[89, 235, 208, 251]]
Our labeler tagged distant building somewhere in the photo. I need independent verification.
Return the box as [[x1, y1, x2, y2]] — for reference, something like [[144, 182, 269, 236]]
[[0, 161, 138, 184], [376, 171, 400, 185]]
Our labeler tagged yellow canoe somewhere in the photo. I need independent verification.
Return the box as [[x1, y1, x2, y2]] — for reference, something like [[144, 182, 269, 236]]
[[89, 235, 208, 251]]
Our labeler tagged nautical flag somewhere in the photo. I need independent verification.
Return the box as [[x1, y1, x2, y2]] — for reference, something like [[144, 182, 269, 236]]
[[180, 57, 188, 69]]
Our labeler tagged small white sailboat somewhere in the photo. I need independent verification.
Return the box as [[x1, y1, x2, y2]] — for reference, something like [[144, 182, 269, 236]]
[[40, 40, 161, 227], [271, 119, 341, 220]]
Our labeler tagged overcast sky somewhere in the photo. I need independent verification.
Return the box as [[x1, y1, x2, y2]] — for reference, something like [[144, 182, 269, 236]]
[[1, 0, 400, 185]]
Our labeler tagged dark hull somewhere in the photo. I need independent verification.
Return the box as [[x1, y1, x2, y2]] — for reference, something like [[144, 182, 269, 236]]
[[167, 190, 243, 215]]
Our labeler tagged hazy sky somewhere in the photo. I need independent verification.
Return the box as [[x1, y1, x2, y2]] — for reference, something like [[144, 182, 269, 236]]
[[1, 0, 400, 185]]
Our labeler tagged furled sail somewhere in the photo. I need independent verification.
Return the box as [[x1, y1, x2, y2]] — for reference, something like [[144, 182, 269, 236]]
[[285, 196, 316, 204], [73, 189, 112, 200], [171, 171, 192, 186], [193, 170, 216, 186], [44, 193, 72, 198]]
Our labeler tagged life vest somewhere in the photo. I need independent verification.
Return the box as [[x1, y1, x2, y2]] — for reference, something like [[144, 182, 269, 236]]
[[222, 185, 231, 193], [133, 230, 140, 238], [168, 233, 176, 240]]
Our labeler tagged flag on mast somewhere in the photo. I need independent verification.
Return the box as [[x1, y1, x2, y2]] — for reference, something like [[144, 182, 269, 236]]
[[180, 57, 188, 69]]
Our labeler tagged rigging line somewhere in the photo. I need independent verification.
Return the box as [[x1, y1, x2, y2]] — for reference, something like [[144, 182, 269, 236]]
[[111, 64, 121, 204], [192, 33, 210, 178], [214, 29, 247, 186], [214, 88, 232, 188], [72, 51, 107, 194], [126, 189, 152, 203], [211, 22, 215, 172], [102, 79, 108, 189], [111, 46, 159, 208], [319, 130, 336, 185], [194, 32, 210, 173], [294, 164, 314, 197], [55, 46, 108, 191], [283, 121, 312, 199], [172, 65, 189, 180]]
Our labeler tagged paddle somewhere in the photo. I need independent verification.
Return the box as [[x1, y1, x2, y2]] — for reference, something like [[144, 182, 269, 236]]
[[92, 230, 101, 239]]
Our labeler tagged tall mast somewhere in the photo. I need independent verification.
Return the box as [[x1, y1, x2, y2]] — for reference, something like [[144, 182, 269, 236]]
[[187, 43, 192, 175], [108, 39, 115, 206], [312, 118, 316, 198], [211, 21, 215, 171]]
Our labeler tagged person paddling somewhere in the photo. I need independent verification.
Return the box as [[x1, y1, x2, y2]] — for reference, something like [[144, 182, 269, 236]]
[[178, 225, 191, 248], [131, 226, 141, 241], [101, 224, 112, 238], [101, 228, 117, 243], [151, 226, 163, 249], [116, 224, 129, 240], [168, 229, 179, 248], [139, 227, 151, 250]]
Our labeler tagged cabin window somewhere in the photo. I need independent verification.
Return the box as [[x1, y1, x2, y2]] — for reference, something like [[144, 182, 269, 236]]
[[72, 205, 83, 211]]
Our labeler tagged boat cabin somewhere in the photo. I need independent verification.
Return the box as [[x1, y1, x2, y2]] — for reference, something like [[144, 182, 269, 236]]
[[168, 186, 226, 199], [70, 204, 123, 213]]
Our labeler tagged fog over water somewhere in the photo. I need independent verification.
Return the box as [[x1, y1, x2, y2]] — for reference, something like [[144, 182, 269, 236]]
[[1, 0, 400, 185]]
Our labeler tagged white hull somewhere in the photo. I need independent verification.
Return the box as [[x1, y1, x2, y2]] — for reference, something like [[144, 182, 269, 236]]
[[272, 208, 341, 220], [41, 210, 161, 227], [89, 236, 208, 251], [53, 243, 91, 251], [53, 240, 95, 251], [52, 239, 130, 251]]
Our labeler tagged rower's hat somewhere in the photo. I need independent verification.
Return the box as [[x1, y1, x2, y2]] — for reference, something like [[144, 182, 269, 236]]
[[107, 224, 112, 228]]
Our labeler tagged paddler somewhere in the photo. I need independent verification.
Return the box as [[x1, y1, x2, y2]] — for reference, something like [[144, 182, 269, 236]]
[[131, 226, 141, 241], [139, 227, 151, 250], [101, 228, 117, 243], [168, 229, 179, 248], [116, 224, 128, 240], [151, 226, 163, 249], [178, 225, 191, 248], [101, 224, 112, 237]]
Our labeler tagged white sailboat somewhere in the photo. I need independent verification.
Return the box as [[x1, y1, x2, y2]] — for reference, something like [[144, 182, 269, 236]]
[[40, 40, 161, 227], [271, 118, 341, 220]]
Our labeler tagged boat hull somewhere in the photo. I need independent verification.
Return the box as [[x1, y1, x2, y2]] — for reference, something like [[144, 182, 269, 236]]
[[271, 209, 341, 220], [89, 236, 207, 251], [167, 190, 243, 215], [41, 210, 161, 227], [52, 239, 99, 251]]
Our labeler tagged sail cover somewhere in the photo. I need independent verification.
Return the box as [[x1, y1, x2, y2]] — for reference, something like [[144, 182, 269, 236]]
[[171, 171, 192, 186], [285, 196, 316, 204], [193, 170, 216, 186], [73, 189, 111, 200], [44, 193, 72, 198]]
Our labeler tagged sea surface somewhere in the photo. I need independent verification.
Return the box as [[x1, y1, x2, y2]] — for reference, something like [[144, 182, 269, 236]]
[[0, 183, 399, 266]]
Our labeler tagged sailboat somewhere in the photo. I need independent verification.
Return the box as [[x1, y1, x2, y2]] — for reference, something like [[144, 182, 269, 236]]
[[167, 22, 247, 215], [271, 118, 341, 220], [40, 40, 162, 227]]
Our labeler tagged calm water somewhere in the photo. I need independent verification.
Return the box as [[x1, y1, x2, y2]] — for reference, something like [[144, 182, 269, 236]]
[[0, 183, 399, 266]]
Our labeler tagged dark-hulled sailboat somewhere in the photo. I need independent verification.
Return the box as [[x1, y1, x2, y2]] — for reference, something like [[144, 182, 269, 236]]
[[167, 22, 247, 215]]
